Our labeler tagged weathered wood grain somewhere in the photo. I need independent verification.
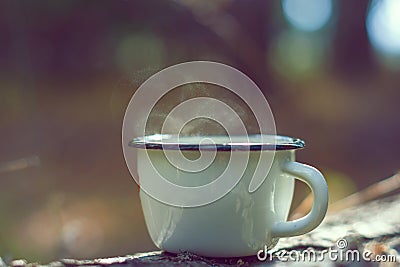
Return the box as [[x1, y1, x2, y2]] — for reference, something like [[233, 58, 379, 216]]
[[4, 194, 400, 267]]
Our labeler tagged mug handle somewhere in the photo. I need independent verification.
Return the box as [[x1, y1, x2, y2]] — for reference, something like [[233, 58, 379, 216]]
[[271, 161, 328, 238]]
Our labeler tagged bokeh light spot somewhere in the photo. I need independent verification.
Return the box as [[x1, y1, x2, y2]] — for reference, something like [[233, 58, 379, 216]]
[[282, 0, 333, 32], [367, 0, 400, 56]]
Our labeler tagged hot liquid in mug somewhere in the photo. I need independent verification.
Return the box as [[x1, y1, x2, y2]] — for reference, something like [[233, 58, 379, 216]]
[[130, 135, 328, 257]]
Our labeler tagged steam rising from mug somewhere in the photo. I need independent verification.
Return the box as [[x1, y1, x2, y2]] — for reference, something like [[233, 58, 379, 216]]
[[122, 61, 276, 207]]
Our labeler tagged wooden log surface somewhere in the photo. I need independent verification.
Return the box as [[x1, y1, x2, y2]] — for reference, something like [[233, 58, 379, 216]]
[[3, 194, 400, 267]]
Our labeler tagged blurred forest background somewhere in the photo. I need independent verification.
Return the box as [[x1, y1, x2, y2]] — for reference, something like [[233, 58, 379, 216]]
[[1, 0, 400, 263]]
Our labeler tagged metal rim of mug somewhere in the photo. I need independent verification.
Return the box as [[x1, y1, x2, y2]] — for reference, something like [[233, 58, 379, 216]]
[[129, 134, 305, 151]]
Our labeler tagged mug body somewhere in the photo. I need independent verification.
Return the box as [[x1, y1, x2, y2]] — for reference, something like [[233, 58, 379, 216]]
[[138, 148, 296, 257]]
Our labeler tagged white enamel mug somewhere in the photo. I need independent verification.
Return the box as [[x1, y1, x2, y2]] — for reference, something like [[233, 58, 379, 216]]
[[130, 135, 328, 257]]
